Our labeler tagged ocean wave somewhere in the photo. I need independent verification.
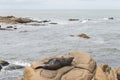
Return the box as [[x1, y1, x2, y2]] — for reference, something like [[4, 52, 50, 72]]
[[9, 60, 30, 66], [80, 20, 88, 23]]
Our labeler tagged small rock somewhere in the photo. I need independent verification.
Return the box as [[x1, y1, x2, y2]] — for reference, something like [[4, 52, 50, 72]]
[[42, 20, 51, 23], [77, 33, 90, 39], [14, 27, 17, 29], [69, 35, 75, 37], [0, 60, 9, 66], [108, 17, 114, 20], [6, 26, 13, 28], [5, 64, 24, 70], [0, 65, 2, 71], [49, 22, 58, 24], [68, 19, 79, 21]]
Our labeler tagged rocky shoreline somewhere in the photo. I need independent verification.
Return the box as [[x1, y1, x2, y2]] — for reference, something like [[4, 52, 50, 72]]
[[0, 60, 24, 71], [18, 50, 120, 80]]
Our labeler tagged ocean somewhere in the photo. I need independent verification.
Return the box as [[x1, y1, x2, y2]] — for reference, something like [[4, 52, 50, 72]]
[[0, 9, 120, 80]]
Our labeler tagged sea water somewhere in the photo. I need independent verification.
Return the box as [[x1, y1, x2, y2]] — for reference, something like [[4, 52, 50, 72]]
[[0, 9, 120, 80]]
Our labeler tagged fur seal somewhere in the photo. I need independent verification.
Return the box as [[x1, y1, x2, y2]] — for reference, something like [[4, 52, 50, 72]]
[[35, 57, 74, 70]]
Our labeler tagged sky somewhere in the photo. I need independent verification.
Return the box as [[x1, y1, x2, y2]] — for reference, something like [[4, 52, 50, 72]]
[[0, 0, 120, 9]]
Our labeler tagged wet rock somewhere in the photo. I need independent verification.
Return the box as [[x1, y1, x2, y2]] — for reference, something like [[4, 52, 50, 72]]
[[77, 33, 90, 39], [108, 17, 114, 20], [42, 20, 51, 23], [0, 60, 9, 66], [0, 27, 6, 30], [6, 26, 13, 28], [19, 30, 28, 33], [49, 22, 58, 24], [69, 35, 75, 37], [29, 23, 46, 26], [0, 65, 2, 71], [68, 19, 79, 21], [5, 64, 24, 70], [15, 18, 32, 23], [14, 27, 17, 29]]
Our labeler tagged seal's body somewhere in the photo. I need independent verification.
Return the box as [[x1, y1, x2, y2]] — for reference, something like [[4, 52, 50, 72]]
[[35, 57, 74, 70]]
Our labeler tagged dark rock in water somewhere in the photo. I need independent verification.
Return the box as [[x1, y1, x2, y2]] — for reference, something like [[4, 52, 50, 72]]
[[0, 60, 9, 66], [15, 18, 33, 23], [19, 30, 28, 33], [35, 57, 74, 70], [0, 28, 6, 30], [0, 65, 2, 70], [29, 23, 46, 26], [6, 26, 13, 28], [69, 35, 75, 37], [14, 27, 17, 29], [4, 64, 24, 70], [108, 17, 114, 20], [38, 20, 51, 23], [77, 33, 90, 39], [68, 19, 79, 21], [49, 22, 58, 24]]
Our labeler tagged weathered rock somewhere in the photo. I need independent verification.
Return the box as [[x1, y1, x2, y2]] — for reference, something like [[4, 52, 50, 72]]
[[94, 63, 118, 80], [5, 64, 24, 70], [78, 33, 90, 39], [68, 19, 79, 21], [14, 18, 32, 23], [117, 67, 120, 80], [18, 50, 96, 80], [0, 60, 9, 66], [0, 16, 40, 24]]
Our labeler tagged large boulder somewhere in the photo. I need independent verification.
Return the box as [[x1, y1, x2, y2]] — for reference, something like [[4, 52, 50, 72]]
[[18, 50, 96, 80]]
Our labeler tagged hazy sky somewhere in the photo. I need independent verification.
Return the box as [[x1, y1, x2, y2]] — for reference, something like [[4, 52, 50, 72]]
[[0, 0, 120, 9]]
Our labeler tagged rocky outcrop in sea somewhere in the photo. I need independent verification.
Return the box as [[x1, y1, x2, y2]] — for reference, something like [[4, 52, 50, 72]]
[[18, 50, 120, 80]]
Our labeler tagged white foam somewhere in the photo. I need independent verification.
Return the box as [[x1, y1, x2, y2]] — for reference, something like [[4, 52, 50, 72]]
[[80, 20, 88, 23], [103, 18, 109, 20], [9, 60, 30, 66]]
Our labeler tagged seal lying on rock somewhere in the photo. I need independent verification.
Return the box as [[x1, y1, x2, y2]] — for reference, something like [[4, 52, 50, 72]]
[[35, 57, 74, 70]]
